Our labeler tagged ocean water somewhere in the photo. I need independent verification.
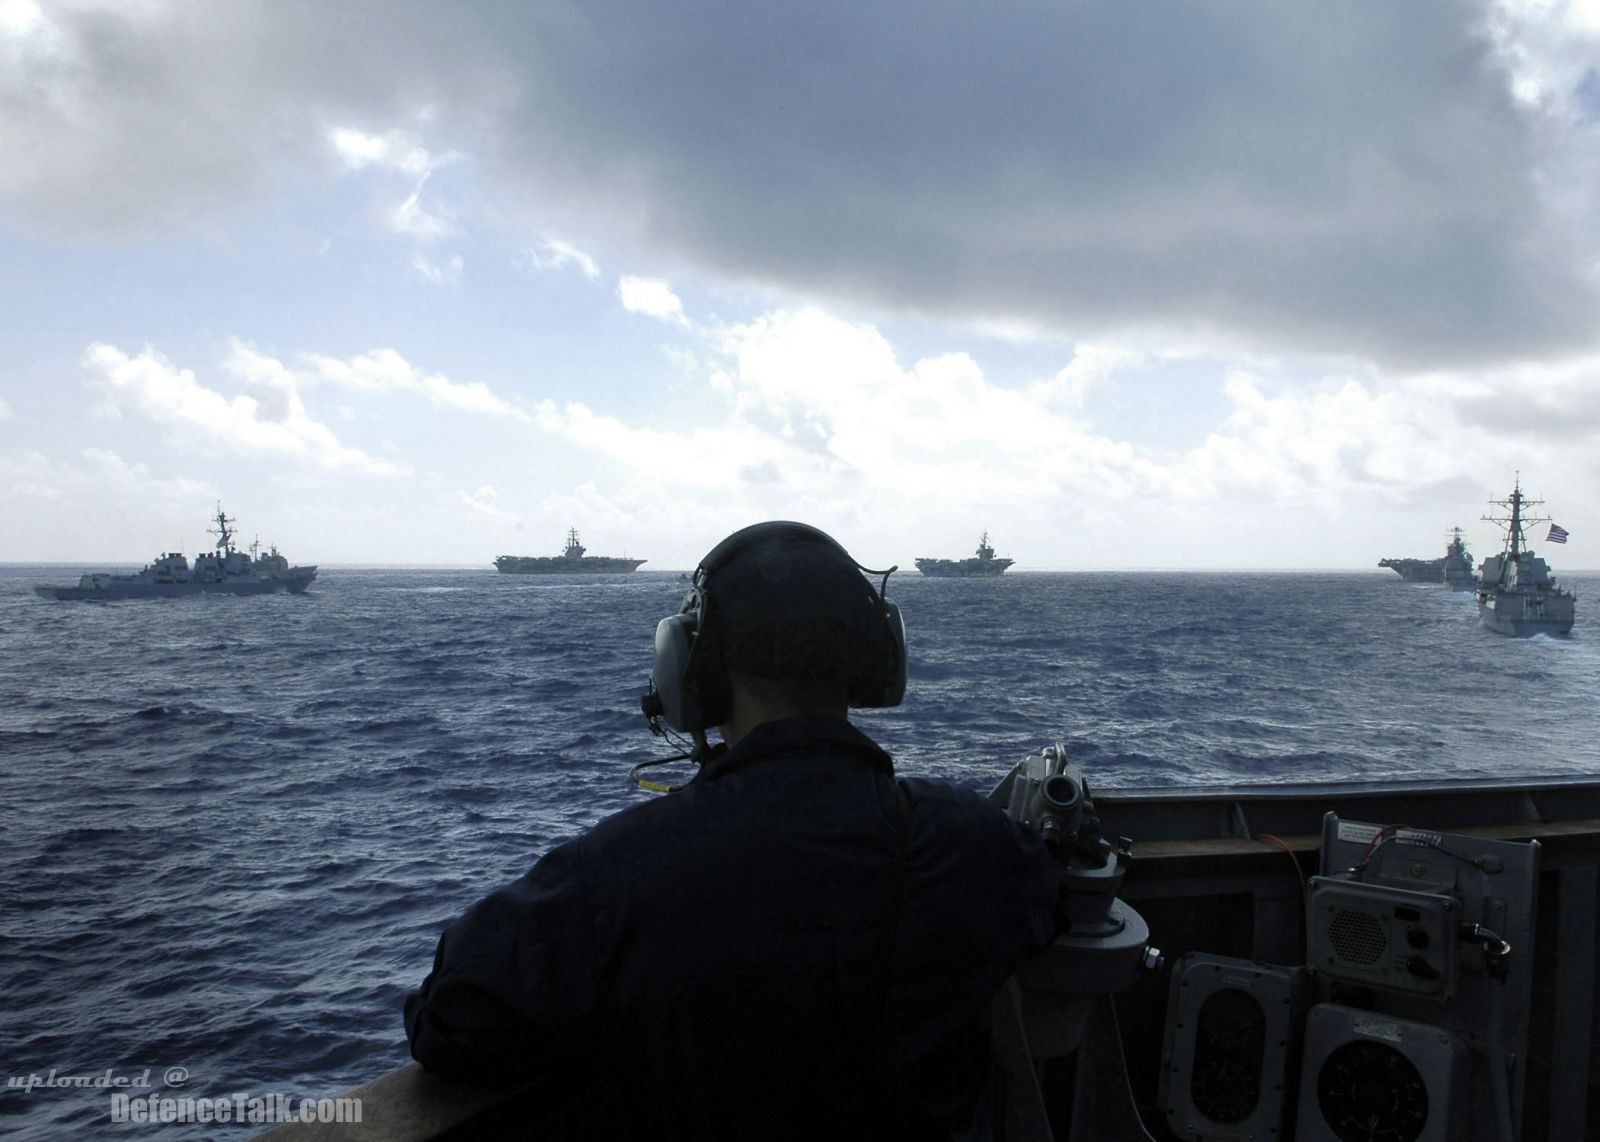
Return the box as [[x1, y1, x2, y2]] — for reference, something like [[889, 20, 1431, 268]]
[[3, 565, 1597, 1138]]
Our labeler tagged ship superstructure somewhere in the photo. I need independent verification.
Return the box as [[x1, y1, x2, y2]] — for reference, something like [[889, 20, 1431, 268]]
[[915, 531, 1014, 577], [34, 505, 317, 601], [1378, 526, 1477, 589], [1476, 480, 1574, 636], [495, 528, 646, 575], [1442, 526, 1475, 591]]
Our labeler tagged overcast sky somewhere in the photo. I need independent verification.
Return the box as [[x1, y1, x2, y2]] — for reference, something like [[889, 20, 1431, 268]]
[[3, 0, 1598, 569]]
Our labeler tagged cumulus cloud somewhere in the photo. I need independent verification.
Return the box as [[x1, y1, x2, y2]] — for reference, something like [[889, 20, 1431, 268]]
[[85, 342, 405, 475], [389, 175, 454, 241], [303, 346, 526, 418], [328, 126, 440, 177], [7, 2, 1599, 366], [527, 305, 1600, 563], [528, 237, 600, 280], [0, 446, 74, 501], [81, 446, 210, 497], [617, 276, 688, 324], [458, 485, 520, 526], [410, 250, 463, 285], [535, 307, 1149, 515]]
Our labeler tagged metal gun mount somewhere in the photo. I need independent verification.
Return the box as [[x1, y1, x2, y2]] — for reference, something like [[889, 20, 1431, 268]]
[[991, 745, 1159, 1056]]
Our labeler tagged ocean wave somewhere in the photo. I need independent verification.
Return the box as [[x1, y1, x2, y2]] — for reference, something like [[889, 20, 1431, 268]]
[[3, 566, 1598, 1139]]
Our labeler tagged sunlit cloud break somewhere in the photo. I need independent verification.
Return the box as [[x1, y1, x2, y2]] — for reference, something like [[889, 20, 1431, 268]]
[[300, 346, 527, 419], [618, 276, 688, 325], [327, 126, 442, 178], [530, 238, 600, 280], [410, 252, 463, 285], [83, 343, 405, 476]]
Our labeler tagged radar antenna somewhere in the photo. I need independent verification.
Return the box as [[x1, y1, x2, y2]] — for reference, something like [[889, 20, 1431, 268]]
[[206, 504, 237, 552], [1482, 474, 1549, 563]]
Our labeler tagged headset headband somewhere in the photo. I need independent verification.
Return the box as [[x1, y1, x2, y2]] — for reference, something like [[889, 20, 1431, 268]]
[[642, 521, 907, 749], [695, 520, 870, 584]]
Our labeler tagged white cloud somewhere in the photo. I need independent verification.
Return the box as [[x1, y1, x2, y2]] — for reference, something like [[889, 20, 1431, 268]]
[[85, 342, 405, 475], [0, 447, 73, 501], [389, 175, 454, 240], [410, 250, 463, 285], [458, 485, 519, 526], [81, 446, 210, 496], [535, 307, 1145, 514], [534, 398, 759, 486], [528, 237, 600, 280], [328, 126, 439, 177], [617, 275, 688, 325], [525, 304, 1600, 564], [1029, 344, 1141, 408], [6, 4, 1600, 366], [2, 444, 212, 508], [305, 346, 526, 418], [0, 0, 43, 37], [0, 393, 12, 419]]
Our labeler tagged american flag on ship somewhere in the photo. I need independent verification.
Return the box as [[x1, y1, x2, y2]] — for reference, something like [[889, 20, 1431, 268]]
[[1547, 523, 1569, 544]]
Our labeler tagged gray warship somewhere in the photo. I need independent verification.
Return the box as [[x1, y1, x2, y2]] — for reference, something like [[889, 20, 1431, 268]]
[[1377, 553, 1449, 583], [915, 531, 1014, 577], [1475, 480, 1574, 636], [34, 506, 317, 601], [1378, 526, 1477, 588], [494, 528, 646, 575], [1443, 526, 1476, 590]]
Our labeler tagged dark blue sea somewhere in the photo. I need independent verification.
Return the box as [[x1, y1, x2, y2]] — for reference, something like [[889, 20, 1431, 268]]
[[3, 566, 1597, 1138]]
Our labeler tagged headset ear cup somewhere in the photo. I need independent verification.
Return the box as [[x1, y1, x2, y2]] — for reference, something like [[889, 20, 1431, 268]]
[[848, 597, 907, 708], [879, 598, 907, 706], [651, 612, 702, 731]]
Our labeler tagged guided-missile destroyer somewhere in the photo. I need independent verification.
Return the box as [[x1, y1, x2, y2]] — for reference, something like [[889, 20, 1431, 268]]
[[1476, 481, 1574, 636], [34, 506, 316, 601]]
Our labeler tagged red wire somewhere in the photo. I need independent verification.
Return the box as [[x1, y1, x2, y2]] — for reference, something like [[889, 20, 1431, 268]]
[[1362, 823, 1407, 863], [1255, 831, 1308, 912]]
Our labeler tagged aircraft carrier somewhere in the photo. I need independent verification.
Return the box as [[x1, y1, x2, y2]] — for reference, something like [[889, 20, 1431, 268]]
[[495, 528, 646, 574], [915, 532, 1013, 577]]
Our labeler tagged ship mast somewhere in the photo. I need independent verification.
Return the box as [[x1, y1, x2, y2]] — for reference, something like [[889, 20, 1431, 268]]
[[207, 504, 237, 552], [1482, 475, 1549, 565]]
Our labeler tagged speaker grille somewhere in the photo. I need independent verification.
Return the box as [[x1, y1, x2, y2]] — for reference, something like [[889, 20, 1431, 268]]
[[1327, 910, 1387, 965], [1190, 988, 1266, 1124]]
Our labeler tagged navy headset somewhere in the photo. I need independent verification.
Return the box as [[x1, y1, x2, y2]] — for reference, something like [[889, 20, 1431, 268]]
[[641, 522, 907, 751]]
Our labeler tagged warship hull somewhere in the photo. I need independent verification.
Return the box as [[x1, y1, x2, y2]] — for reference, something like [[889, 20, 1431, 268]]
[[496, 528, 645, 574], [1378, 557, 1448, 582], [35, 570, 316, 601], [916, 531, 1013, 577], [33, 506, 317, 602], [494, 557, 646, 575], [914, 558, 1012, 578], [1477, 595, 1575, 637], [1474, 485, 1575, 636]]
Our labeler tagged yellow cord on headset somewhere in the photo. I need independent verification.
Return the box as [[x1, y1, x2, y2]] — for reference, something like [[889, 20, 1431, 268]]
[[628, 754, 695, 794]]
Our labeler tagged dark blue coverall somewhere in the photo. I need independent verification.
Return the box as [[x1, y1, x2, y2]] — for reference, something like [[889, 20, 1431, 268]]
[[406, 714, 1060, 1140]]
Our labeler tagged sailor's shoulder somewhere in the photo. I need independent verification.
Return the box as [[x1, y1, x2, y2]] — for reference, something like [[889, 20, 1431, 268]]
[[897, 775, 1015, 833]]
